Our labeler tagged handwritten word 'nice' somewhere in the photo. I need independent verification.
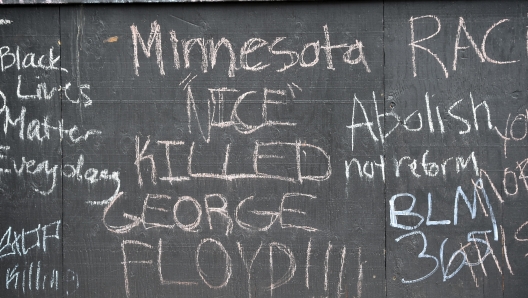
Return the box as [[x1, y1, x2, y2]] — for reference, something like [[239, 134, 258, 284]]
[[185, 86, 298, 143]]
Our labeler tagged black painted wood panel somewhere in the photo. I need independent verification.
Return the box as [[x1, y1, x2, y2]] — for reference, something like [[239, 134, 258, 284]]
[[0, 2, 526, 297]]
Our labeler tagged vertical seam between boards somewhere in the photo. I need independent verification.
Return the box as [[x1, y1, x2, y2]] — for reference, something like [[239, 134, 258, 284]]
[[58, 6, 64, 297], [382, 1, 387, 297]]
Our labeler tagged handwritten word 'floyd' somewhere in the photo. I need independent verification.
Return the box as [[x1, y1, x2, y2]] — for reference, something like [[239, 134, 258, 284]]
[[104, 192, 319, 235], [131, 21, 371, 77]]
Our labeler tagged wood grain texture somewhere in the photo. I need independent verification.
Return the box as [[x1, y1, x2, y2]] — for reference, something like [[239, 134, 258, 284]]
[[0, 1, 526, 297]]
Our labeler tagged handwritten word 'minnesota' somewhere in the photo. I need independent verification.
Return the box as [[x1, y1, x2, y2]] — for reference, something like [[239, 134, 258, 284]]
[[131, 21, 371, 77]]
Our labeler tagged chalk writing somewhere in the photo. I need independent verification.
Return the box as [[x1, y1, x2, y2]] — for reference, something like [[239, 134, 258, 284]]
[[5, 263, 79, 296], [0, 220, 60, 259], [347, 92, 493, 152], [131, 21, 371, 77], [122, 238, 347, 298], [4, 7, 528, 297], [135, 137, 331, 185], [410, 15, 520, 78]]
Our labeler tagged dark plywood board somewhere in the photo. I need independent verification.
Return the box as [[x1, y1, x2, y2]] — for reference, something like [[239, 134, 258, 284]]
[[57, 3, 385, 298], [385, 1, 528, 297]]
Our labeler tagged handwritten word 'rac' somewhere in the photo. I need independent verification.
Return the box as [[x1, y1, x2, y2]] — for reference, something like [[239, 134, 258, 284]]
[[104, 192, 318, 235]]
